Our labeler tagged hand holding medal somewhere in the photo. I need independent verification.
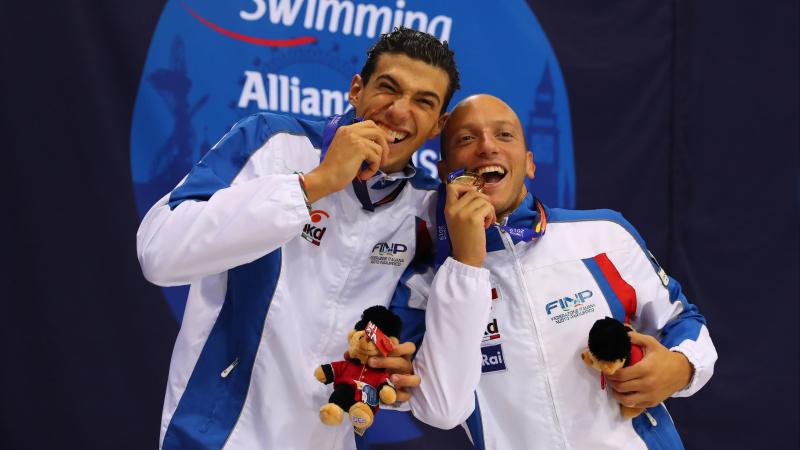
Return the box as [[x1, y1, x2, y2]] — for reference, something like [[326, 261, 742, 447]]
[[303, 113, 390, 203], [441, 169, 496, 267]]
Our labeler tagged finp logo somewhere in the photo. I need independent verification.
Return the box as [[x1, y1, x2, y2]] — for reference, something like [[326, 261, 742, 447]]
[[301, 209, 330, 246], [372, 242, 407, 255], [545, 289, 597, 324], [545, 289, 593, 315], [369, 241, 408, 266]]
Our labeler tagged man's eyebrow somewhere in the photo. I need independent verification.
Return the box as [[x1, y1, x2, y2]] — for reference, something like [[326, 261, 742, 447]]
[[375, 74, 442, 105], [415, 90, 442, 105], [375, 74, 400, 88], [491, 119, 518, 128], [451, 119, 515, 131]]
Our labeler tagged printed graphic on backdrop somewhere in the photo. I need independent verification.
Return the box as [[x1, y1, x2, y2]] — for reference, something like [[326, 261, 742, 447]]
[[130, 0, 574, 337]]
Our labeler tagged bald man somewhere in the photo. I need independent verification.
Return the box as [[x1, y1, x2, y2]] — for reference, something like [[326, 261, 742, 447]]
[[432, 95, 717, 449]]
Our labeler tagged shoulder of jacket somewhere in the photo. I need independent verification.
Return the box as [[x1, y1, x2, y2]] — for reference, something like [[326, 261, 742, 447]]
[[547, 207, 646, 246], [231, 112, 325, 149]]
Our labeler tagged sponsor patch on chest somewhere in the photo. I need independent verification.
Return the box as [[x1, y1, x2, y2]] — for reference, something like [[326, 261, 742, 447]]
[[545, 289, 596, 324], [481, 343, 507, 373], [369, 242, 408, 266], [301, 210, 330, 246], [482, 318, 501, 344]]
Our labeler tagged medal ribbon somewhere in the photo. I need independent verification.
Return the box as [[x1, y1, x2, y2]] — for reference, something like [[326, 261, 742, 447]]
[[320, 111, 407, 212], [434, 185, 548, 269]]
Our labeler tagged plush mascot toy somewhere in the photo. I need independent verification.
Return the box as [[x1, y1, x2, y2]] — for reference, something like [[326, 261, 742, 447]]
[[314, 305, 401, 435], [581, 317, 645, 419]]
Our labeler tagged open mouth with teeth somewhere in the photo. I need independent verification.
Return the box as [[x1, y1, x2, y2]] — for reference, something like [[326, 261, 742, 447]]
[[377, 123, 409, 144], [475, 165, 507, 184]]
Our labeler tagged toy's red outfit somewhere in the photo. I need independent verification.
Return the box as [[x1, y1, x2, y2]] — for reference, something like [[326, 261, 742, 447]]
[[328, 360, 390, 389], [321, 359, 390, 411]]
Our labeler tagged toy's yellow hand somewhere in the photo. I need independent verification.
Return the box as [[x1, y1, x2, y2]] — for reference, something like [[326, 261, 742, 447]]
[[379, 385, 397, 404], [314, 366, 327, 383]]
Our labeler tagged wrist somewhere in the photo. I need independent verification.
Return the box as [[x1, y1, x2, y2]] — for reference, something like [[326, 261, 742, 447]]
[[452, 250, 484, 268], [671, 350, 694, 390], [303, 169, 334, 204]]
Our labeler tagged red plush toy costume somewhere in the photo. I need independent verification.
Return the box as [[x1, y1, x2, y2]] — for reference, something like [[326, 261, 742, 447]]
[[320, 359, 392, 410], [315, 305, 402, 433]]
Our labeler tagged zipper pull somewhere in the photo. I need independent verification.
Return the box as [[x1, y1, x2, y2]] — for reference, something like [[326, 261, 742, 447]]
[[221, 357, 239, 378], [644, 410, 657, 426]]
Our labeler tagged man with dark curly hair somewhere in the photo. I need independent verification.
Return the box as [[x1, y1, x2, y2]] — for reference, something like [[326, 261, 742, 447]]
[[138, 28, 489, 449]]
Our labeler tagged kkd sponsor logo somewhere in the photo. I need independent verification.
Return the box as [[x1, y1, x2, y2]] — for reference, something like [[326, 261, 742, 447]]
[[301, 209, 330, 246], [482, 318, 500, 343]]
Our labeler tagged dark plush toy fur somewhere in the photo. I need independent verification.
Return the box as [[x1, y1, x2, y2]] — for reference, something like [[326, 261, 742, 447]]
[[355, 305, 402, 337], [315, 306, 403, 434], [588, 317, 633, 364]]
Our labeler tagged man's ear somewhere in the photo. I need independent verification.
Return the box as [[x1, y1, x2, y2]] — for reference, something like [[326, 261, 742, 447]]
[[427, 112, 449, 139], [525, 151, 535, 179], [348, 74, 364, 110]]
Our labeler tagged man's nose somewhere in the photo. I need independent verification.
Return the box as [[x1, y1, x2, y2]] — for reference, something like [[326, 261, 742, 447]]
[[385, 96, 412, 123], [477, 133, 499, 156]]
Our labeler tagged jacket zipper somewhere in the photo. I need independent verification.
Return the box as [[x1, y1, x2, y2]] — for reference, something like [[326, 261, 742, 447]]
[[499, 229, 568, 449], [644, 410, 658, 426], [221, 357, 239, 378]]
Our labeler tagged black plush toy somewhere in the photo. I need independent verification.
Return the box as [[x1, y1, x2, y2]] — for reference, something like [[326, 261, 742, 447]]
[[581, 317, 645, 419]]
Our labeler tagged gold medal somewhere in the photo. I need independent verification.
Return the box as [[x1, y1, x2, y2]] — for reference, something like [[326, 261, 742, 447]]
[[449, 171, 485, 192]]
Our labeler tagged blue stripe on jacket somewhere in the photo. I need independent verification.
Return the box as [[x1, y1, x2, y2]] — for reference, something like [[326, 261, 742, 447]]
[[162, 112, 325, 448], [632, 404, 685, 449], [162, 250, 282, 449], [582, 256, 627, 323]]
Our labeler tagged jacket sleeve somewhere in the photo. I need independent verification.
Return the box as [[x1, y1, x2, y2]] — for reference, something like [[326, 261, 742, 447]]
[[606, 225, 718, 398], [137, 115, 313, 286], [398, 257, 492, 430]]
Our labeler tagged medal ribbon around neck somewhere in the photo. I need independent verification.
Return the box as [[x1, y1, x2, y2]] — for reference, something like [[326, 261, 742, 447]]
[[434, 172, 548, 269], [320, 111, 407, 212]]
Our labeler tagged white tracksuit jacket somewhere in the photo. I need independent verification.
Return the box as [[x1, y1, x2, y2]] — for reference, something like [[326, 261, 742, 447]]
[[137, 112, 490, 450], [437, 194, 717, 450]]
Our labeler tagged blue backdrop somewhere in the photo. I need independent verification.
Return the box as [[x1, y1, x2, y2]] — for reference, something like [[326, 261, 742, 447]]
[[2, 0, 797, 449]]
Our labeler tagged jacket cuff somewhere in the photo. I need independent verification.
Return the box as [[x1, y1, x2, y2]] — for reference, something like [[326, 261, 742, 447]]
[[267, 174, 311, 225], [669, 342, 706, 397], [441, 256, 491, 280]]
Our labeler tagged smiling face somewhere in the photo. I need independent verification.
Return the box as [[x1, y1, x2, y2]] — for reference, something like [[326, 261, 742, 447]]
[[441, 95, 535, 220], [349, 53, 450, 173]]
